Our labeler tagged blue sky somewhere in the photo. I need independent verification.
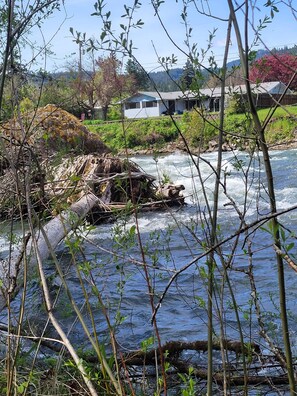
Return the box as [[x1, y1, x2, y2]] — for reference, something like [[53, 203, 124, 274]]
[[28, 0, 297, 72]]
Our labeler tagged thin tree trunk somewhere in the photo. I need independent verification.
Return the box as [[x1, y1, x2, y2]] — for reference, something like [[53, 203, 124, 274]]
[[25, 187, 99, 396], [227, 1, 296, 393]]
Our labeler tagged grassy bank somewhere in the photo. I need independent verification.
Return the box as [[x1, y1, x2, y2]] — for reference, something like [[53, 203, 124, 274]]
[[85, 105, 297, 152]]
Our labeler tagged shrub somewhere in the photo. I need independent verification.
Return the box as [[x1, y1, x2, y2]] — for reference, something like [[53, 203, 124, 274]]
[[226, 92, 248, 115], [107, 105, 122, 120], [181, 109, 217, 147], [265, 117, 296, 143]]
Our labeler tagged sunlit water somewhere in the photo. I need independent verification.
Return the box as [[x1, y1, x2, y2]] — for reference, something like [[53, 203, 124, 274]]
[[1, 149, 297, 393]]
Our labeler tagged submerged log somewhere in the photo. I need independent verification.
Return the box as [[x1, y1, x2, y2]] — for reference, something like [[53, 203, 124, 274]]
[[122, 339, 261, 366], [0, 323, 291, 391]]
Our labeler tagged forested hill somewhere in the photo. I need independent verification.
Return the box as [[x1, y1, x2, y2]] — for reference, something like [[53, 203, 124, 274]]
[[148, 68, 187, 91], [226, 46, 297, 68], [47, 45, 297, 92], [148, 45, 297, 91]]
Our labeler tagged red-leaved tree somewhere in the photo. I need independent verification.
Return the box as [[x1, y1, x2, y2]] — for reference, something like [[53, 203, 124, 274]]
[[249, 54, 297, 90], [95, 54, 134, 120], [73, 53, 134, 120]]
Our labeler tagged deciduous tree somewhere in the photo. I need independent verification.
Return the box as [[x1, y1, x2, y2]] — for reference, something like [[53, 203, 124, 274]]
[[74, 53, 134, 120], [95, 53, 134, 120], [250, 53, 297, 90], [0, 0, 62, 118]]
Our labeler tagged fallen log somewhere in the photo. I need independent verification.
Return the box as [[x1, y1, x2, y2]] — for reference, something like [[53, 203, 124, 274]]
[[0, 325, 291, 390], [173, 358, 290, 387], [0, 157, 186, 310], [156, 183, 185, 199], [121, 339, 261, 366], [0, 192, 100, 311]]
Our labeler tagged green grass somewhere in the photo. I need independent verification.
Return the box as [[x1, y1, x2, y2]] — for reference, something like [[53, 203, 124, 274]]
[[257, 105, 297, 121], [87, 117, 179, 151], [85, 105, 297, 151]]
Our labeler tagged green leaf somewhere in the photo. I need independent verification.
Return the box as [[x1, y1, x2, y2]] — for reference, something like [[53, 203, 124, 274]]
[[286, 242, 294, 252], [129, 224, 136, 237], [280, 227, 286, 242]]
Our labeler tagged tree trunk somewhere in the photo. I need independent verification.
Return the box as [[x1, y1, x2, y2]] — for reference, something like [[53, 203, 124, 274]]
[[102, 105, 108, 121], [0, 192, 100, 311]]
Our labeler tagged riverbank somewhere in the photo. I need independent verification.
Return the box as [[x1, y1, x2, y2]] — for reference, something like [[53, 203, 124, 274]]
[[268, 139, 297, 150], [117, 137, 297, 157], [86, 105, 297, 155]]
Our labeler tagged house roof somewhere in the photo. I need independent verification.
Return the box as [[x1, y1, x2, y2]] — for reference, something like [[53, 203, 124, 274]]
[[232, 81, 292, 95], [123, 82, 292, 103], [133, 91, 186, 100]]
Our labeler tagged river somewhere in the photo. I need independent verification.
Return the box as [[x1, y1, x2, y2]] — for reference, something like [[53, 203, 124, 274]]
[[42, 150, 297, 346], [1, 149, 297, 393]]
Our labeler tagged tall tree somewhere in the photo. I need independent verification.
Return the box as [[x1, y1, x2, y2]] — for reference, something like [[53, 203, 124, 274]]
[[125, 57, 151, 91], [39, 74, 81, 116], [67, 53, 134, 120], [0, 0, 61, 118], [179, 59, 196, 89], [94, 53, 133, 120]]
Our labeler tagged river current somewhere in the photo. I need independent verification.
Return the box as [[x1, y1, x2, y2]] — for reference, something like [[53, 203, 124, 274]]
[[1, 149, 297, 365]]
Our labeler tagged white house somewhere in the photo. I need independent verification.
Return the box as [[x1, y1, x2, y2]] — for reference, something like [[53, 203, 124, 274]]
[[122, 82, 294, 119], [122, 91, 187, 119]]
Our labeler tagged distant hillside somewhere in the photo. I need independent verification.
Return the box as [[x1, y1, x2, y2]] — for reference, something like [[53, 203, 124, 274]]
[[147, 45, 297, 90], [226, 49, 270, 68], [148, 67, 211, 91], [147, 68, 183, 91], [44, 45, 296, 92], [226, 45, 297, 68]]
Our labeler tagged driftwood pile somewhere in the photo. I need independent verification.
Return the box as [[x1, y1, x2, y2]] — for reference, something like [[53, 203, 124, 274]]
[[0, 106, 184, 310], [0, 105, 184, 221], [45, 154, 158, 223], [0, 104, 110, 218]]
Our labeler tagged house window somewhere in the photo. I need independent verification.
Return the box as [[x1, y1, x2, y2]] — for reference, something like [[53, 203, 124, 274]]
[[143, 100, 157, 108], [125, 102, 140, 110], [186, 100, 200, 110]]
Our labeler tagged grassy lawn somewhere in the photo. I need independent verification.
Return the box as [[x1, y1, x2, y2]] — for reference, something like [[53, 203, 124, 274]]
[[85, 105, 297, 151], [257, 105, 297, 120]]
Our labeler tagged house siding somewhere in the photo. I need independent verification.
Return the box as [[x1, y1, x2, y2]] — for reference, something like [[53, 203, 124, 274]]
[[124, 93, 162, 118], [122, 82, 295, 119], [124, 107, 161, 118]]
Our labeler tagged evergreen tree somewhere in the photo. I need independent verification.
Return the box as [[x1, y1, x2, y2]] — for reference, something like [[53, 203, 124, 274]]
[[125, 58, 150, 91], [179, 59, 195, 89]]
